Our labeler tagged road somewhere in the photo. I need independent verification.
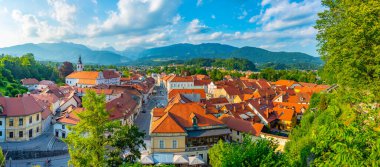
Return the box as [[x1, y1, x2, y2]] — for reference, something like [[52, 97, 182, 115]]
[[6, 154, 69, 167], [0, 126, 66, 151], [133, 86, 168, 153]]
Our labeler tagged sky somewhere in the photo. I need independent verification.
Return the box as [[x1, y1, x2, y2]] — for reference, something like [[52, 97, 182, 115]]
[[0, 0, 324, 56]]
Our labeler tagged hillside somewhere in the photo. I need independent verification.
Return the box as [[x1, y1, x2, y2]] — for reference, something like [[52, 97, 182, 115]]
[[0, 42, 128, 65], [0, 42, 322, 68], [135, 43, 322, 66]]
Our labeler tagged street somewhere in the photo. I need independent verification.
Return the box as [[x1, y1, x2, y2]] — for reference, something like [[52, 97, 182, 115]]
[[133, 86, 168, 153]]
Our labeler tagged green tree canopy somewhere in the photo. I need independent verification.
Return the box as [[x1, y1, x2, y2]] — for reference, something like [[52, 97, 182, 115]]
[[65, 90, 145, 166]]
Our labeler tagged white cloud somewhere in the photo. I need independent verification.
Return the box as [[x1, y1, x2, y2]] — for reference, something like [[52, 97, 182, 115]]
[[172, 14, 182, 25], [186, 19, 209, 34], [115, 32, 171, 48], [47, 0, 76, 26], [196, 0, 203, 7], [211, 14, 216, 19], [87, 0, 181, 37], [238, 10, 248, 20], [251, 0, 322, 31]]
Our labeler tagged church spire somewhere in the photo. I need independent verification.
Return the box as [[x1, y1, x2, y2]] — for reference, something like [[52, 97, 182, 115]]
[[77, 55, 83, 71]]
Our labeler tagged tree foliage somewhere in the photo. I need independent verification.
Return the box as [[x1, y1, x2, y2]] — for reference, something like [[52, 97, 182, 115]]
[[285, 1, 380, 166], [316, 0, 380, 100], [209, 136, 286, 167], [185, 58, 257, 71], [249, 68, 319, 83], [59, 61, 74, 78], [0, 54, 59, 96], [65, 90, 145, 166]]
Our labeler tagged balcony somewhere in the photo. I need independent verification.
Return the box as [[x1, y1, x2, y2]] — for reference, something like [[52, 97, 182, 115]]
[[185, 145, 209, 152]]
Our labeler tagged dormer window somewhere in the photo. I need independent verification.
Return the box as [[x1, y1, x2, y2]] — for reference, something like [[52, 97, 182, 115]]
[[0, 105, 3, 114], [192, 115, 198, 127]]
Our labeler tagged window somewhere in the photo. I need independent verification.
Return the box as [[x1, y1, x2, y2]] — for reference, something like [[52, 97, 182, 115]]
[[237, 131, 240, 136], [36, 114, 39, 121], [172, 140, 177, 149], [19, 118, 23, 126], [0, 121, 2, 126], [62, 125, 65, 129], [159, 140, 164, 149], [29, 129, 33, 138], [29, 116, 32, 124], [19, 131, 23, 138], [9, 119, 13, 127], [9, 132, 13, 138], [0, 131, 2, 136], [36, 127, 39, 133]]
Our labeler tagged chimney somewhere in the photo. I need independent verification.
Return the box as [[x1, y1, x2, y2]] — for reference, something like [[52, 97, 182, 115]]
[[258, 99, 261, 104], [121, 93, 123, 98], [65, 112, 69, 118], [233, 106, 237, 112]]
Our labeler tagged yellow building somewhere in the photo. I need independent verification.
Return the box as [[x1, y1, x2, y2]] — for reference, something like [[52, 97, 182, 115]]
[[0, 96, 44, 142], [149, 102, 230, 165]]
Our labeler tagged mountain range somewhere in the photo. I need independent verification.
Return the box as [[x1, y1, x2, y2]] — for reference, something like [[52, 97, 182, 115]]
[[0, 42, 322, 66]]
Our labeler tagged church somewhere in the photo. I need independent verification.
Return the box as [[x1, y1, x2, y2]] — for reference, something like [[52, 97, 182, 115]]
[[65, 56, 121, 88]]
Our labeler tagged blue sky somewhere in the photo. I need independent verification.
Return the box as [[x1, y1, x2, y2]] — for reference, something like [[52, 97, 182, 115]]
[[0, 0, 324, 56]]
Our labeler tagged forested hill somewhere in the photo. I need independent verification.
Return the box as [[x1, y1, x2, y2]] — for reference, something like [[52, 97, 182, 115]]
[[0, 42, 128, 65], [135, 43, 322, 66]]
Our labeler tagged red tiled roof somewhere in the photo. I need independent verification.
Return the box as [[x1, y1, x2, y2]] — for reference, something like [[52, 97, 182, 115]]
[[273, 107, 295, 121], [194, 79, 211, 86], [151, 103, 224, 133], [168, 89, 206, 99], [170, 76, 194, 82], [106, 93, 137, 120], [66, 71, 99, 79], [0, 95, 43, 117], [57, 107, 84, 125], [103, 70, 120, 79], [39, 80, 55, 86], [205, 97, 229, 104], [219, 114, 264, 136], [21, 78, 39, 85], [32, 93, 59, 104]]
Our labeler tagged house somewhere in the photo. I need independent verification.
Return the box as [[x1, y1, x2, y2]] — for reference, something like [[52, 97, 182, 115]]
[[168, 89, 206, 100], [37, 80, 56, 91], [167, 76, 195, 91], [0, 95, 44, 142], [21, 78, 39, 91], [149, 102, 230, 165], [106, 93, 138, 125], [219, 114, 264, 142], [274, 80, 301, 89], [201, 97, 229, 109], [54, 106, 83, 138], [65, 70, 121, 88], [32, 93, 61, 115], [213, 86, 241, 103], [272, 107, 296, 131], [76, 87, 117, 102]]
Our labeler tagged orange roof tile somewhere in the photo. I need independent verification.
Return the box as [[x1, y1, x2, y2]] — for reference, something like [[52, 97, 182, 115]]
[[78, 79, 97, 85], [274, 80, 298, 87], [168, 89, 206, 99], [57, 107, 84, 125], [219, 114, 264, 136], [170, 76, 194, 82], [66, 71, 99, 79], [273, 107, 294, 121], [151, 112, 185, 133]]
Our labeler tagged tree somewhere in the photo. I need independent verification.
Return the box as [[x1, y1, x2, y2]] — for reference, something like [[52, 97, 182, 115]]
[[285, 1, 380, 166], [0, 147, 5, 167], [59, 61, 74, 78], [316, 0, 380, 100], [209, 136, 286, 167], [65, 90, 145, 166]]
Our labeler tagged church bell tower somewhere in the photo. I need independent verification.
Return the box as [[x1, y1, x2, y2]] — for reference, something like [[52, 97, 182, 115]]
[[77, 55, 83, 71]]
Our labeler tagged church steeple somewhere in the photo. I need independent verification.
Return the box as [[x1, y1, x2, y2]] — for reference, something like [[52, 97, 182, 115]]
[[77, 55, 83, 71]]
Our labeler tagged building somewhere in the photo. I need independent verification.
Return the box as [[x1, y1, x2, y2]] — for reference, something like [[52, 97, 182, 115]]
[[21, 78, 39, 91], [149, 102, 230, 165], [77, 56, 83, 72], [65, 70, 121, 88], [0, 96, 44, 142], [219, 114, 264, 142], [54, 106, 83, 138]]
